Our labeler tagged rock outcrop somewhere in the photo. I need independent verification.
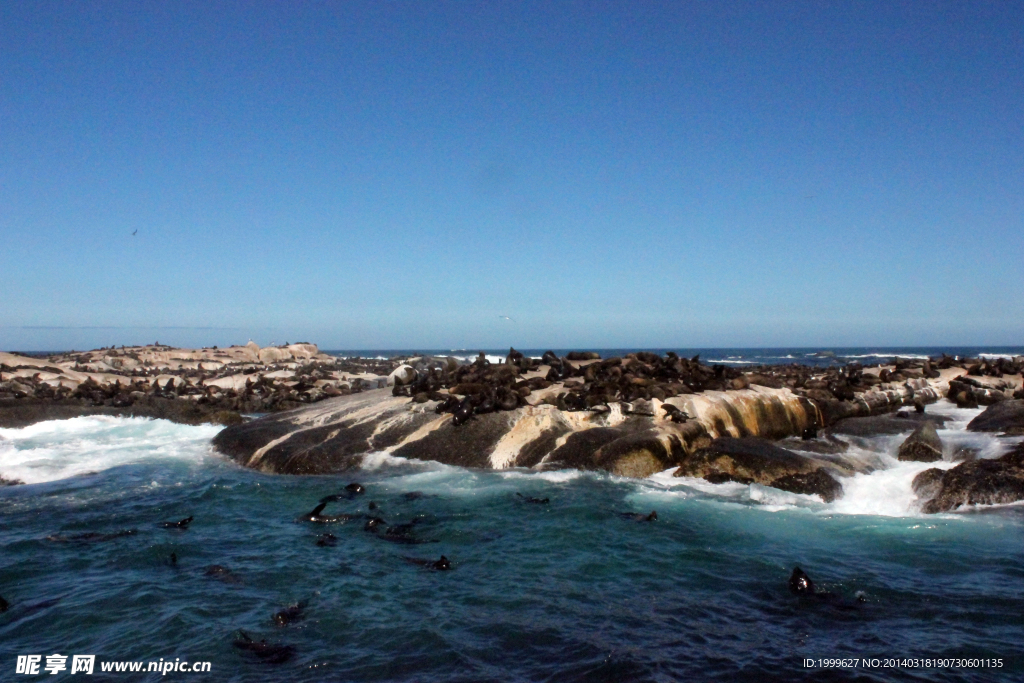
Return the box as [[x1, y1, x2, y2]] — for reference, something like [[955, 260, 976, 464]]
[[919, 444, 1024, 513], [966, 400, 1024, 435], [672, 437, 844, 502], [897, 422, 943, 462]]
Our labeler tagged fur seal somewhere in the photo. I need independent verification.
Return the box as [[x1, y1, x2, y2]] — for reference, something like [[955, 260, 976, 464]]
[[233, 630, 296, 664], [618, 511, 657, 522], [403, 555, 451, 571], [300, 503, 356, 524], [0, 595, 8, 612], [452, 398, 474, 426], [345, 482, 365, 495], [46, 530, 137, 543], [169, 552, 178, 566], [204, 565, 242, 584], [516, 493, 549, 504], [661, 404, 690, 423], [160, 516, 193, 530], [363, 516, 387, 532], [273, 600, 308, 626], [315, 533, 338, 547], [789, 567, 866, 606]]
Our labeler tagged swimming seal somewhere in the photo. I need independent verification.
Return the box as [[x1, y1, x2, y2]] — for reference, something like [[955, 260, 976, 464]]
[[516, 493, 549, 504], [204, 565, 242, 584], [169, 552, 178, 566], [233, 630, 296, 664], [789, 567, 815, 595], [315, 533, 338, 547], [273, 600, 307, 626], [300, 503, 356, 524], [618, 511, 657, 522], [789, 567, 867, 606], [46, 530, 137, 543], [0, 595, 8, 612], [160, 516, 193, 529], [403, 555, 451, 571]]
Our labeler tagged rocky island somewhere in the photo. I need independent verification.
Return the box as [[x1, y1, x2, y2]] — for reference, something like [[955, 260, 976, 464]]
[[3, 344, 1024, 513]]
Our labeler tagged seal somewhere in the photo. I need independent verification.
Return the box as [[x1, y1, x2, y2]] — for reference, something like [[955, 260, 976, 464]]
[[315, 533, 338, 547], [160, 515, 193, 530], [789, 567, 867, 606], [169, 552, 178, 566], [618, 511, 657, 522], [452, 398, 474, 426], [789, 567, 814, 595], [273, 600, 308, 626], [0, 594, 9, 612], [661, 404, 690, 424], [233, 630, 296, 664], [403, 555, 451, 571], [299, 503, 356, 524], [204, 565, 242, 584], [46, 530, 137, 543], [516, 493, 549, 504]]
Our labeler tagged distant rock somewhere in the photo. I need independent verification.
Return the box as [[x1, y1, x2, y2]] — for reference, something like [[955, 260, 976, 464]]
[[966, 400, 1024, 435], [897, 422, 943, 462]]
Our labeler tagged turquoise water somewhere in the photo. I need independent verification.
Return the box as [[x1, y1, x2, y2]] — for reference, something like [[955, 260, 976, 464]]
[[2, 414, 1023, 682]]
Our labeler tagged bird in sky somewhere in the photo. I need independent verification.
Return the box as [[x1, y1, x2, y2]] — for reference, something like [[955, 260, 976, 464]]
[[131, 229, 138, 236], [498, 315, 515, 323]]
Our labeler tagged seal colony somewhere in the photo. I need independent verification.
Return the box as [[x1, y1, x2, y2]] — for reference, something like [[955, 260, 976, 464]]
[[0, 342, 392, 429], [210, 347, 1024, 513], [4, 342, 1024, 512]]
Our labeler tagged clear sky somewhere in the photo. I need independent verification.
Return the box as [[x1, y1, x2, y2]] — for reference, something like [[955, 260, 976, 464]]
[[2, 1, 1022, 351]]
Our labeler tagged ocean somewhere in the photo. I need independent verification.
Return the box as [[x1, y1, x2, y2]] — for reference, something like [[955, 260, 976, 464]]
[[2, 348, 1023, 682]]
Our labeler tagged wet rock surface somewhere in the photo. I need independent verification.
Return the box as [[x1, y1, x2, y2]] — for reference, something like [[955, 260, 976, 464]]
[[919, 444, 1024, 513], [966, 400, 1024, 435], [673, 437, 843, 502], [897, 422, 944, 462]]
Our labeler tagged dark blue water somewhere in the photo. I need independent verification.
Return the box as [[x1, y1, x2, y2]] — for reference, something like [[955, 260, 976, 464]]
[[2, 409, 1023, 682], [329, 347, 1024, 369]]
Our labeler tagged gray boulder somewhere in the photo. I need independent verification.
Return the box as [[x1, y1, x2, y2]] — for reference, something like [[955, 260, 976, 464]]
[[966, 400, 1024, 435], [897, 422, 943, 462]]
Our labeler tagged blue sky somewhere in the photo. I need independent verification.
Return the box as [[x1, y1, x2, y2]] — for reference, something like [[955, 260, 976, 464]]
[[2, 1, 1022, 351]]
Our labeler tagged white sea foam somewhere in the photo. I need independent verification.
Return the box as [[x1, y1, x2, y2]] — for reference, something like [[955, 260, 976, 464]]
[[979, 353, 1017, 360], [0, 416, 222, 485]]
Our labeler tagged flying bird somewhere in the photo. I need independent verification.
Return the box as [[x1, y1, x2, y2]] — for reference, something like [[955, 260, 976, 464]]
[[498, 315, 516, 323], [131, 229, 138, 236]]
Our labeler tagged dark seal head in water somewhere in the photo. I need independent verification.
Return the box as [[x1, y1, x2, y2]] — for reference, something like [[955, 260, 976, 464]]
[[233, 630, 296, 664], [315, 533, 338, 547], [789, 567, 814, 595], [160, 516, 193, 530], [300, 503, 355, 524], [619, 511, 657, 522], [273, 600, 308, 626], [404, 555, 451, 571], [516, 493, 550, 504], [0, 595, 8, 612]]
